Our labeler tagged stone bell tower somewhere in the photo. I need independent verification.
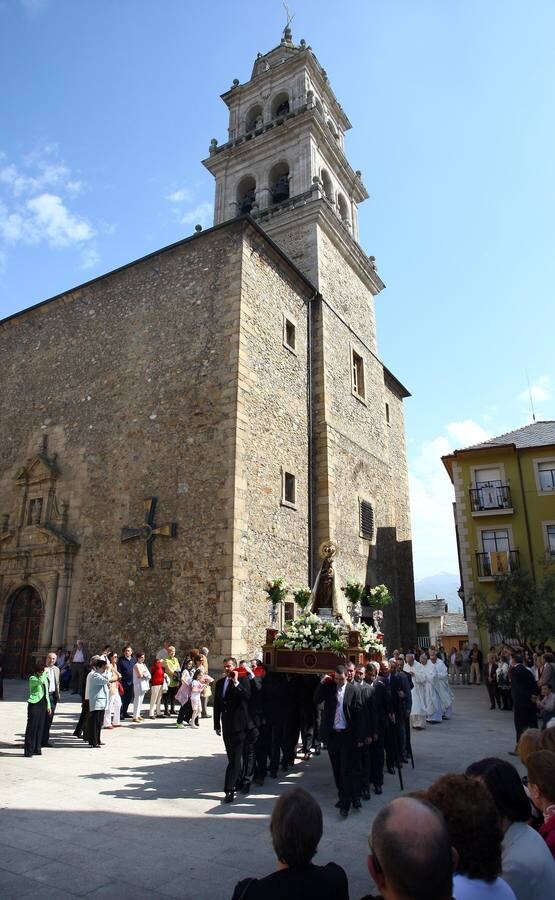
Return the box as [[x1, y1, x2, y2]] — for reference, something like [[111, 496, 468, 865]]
[[202, 23, 382, 306], [203, 26, 416, 649]]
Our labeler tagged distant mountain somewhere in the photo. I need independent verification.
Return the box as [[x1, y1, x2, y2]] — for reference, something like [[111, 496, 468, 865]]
[[414, 572, 462, 611]]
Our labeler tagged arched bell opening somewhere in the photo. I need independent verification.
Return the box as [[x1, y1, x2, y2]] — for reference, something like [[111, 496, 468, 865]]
[[269, 162, 290, 205], [237, 175, 257, 215], [245, 104, 263, 133], [271, 91, 290, 119]]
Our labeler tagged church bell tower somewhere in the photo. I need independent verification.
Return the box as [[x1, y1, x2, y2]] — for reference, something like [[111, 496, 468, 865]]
[[204, 26, 415, 649], [202, 24, 383, 313]]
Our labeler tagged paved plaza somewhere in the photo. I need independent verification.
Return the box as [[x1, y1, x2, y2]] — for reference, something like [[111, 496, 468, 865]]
[[0, 682, 519, 899]]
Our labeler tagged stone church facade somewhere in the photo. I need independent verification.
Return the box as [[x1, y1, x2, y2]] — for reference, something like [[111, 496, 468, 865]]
[[0, 29, 416, 675]]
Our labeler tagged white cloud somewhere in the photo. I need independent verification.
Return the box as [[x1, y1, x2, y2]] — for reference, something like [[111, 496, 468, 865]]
[[81, 245, 100, 270], [409, 419, 491, 580], [166, 188, 193, 203], [446, 419, 490, 448], [0, 146, 98, 265], [180, 202, 213, 228], [518, 375, 551, 404]]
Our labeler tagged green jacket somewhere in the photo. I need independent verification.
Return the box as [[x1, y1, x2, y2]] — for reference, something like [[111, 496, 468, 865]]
[[28, 673, 51, 710]]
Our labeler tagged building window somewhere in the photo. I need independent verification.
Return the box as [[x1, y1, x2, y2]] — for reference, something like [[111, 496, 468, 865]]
[[245, 104, 263, 133], [281, 470, 296, 508], [385, 402, 390, 425], [546, 524, 555, 559], [351, 349, 365, 400], [360, 500, 374, 540], [27, 497, 43, 525], [272, 92, 290, 118], [283, 316, 296, 353], [538, 460, 555, 492]]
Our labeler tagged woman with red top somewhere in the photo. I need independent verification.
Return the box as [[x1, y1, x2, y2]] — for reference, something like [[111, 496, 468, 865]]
[[149, 658, 165, 719], [527, 750, 555, 859]]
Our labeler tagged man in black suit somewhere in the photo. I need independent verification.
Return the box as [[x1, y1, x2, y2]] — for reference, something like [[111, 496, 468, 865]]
[[354, 664, 376, 801], [213, 657, 252, 803], [314, 664, 363, 818], [369, 661, 392, 793], [509, 653, 538, 749]]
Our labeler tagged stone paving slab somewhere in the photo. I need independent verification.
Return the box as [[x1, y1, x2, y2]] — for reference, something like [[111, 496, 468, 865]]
[[0, 681, 519, 899]]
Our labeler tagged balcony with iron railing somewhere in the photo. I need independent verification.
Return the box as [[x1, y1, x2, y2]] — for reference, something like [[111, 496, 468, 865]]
[[476, 550, 519, 578], [469, 484, 513, 514]]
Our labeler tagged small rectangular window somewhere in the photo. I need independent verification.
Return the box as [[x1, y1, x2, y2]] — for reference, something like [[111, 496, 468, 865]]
[[284, 317, 296, 352], [352, 349, 365, 399], [538, 461, 555, 492], [27, 497, 43, 525], [360, 499, 374, 540], [546, 525, 555, 559], [385, 402, 390, 425], [283, 472, 296, 506]]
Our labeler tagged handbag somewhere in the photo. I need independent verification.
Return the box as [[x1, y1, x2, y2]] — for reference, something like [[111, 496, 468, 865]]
[[117, 681, 124, 696]]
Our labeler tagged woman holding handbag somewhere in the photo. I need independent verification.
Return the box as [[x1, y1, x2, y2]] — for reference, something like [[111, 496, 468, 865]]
[[103, 651, 123, 729], [132, 652, 151, 722]]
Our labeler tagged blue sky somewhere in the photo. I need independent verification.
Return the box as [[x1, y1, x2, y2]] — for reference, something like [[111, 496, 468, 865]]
[[1, 0, 554, 583]]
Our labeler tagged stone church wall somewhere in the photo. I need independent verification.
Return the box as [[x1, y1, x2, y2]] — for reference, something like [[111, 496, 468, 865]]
[[0, 223, 244, 660], [234, 231, 311, 652]]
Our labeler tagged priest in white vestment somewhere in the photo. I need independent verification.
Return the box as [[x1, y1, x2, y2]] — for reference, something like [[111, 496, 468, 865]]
[[430, 650, 454, 719], [421, 653, 443, 723], [404, 653, 434, 729]]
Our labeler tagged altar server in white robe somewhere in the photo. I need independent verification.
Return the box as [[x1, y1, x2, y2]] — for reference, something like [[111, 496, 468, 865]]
[[430, 649, 454, 720], [421, 653, 442, 723], [404, 653, 433, 730]]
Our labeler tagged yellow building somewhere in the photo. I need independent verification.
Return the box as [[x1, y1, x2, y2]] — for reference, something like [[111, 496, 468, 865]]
[[442, 422, 555, 649]]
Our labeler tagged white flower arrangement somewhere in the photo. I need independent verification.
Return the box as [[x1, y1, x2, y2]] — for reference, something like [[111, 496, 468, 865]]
[[357, 622, 385, 655], [273, 612, 348, 655]]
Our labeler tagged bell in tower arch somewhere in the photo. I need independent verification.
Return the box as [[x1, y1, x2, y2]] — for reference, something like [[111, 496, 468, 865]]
[[270, 162, 290, 205]]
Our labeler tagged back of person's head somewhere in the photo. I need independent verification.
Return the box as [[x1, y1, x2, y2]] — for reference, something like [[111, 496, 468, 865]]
[[527, 751, 555, 803], [270, 788, 323, 869], [369, 797, 453, 900], [517, 728, 543, 763], [426, 773, 502, 882], [541, 726, 555, 754], [511, 653, 523, 665], [465, 757, 530, 822], [32, 662, 45, 675]]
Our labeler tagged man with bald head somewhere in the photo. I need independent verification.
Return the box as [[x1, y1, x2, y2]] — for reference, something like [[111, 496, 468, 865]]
[[363, 797, 454, 900]]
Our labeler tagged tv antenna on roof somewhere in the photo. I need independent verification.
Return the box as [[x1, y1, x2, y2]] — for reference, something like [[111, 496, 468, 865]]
[[526, 371, 536, 422]]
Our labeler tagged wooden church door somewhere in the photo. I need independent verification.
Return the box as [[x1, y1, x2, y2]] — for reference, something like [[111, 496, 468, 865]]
[[4, 586, 43, 677]]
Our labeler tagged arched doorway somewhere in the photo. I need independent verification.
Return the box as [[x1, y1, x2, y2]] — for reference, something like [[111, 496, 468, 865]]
[[3, 586, 43, 678]]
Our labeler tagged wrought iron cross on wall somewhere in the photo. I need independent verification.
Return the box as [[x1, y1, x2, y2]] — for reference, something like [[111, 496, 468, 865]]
[[121, 497, 177, 569]]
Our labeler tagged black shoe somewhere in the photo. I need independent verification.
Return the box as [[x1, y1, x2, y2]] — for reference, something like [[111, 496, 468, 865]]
[[374, 786, 383, 795], [314, 747, 321, 756], [253, 776, 265, 786], [490, 705, 495, 710], [339, 808, 349, 818], [269, 771, 278, 778], [42, 742, 54, 748], [33, 751, 42, 755], [24, 752, 33, 758], [223, 791, 235, 803], [361, 787, 371, 800], [387, 766, 395, 774], [334, 800, 342, 808], [240, 783, 250, 795], [353, 800, 362, 810]]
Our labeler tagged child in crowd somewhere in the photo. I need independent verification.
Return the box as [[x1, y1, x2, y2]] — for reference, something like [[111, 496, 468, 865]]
[[190, 668, 213, 728]]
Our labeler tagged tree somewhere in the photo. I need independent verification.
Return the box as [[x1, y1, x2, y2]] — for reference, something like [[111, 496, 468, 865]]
[[471, 564, 555, 653]]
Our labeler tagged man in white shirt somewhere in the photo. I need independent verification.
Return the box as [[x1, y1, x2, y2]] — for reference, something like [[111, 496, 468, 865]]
[[70, 640, 87, 695], [156, 640, 171, 661], [41, 652, 60, 747], [314, 665, 363, 818]]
